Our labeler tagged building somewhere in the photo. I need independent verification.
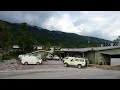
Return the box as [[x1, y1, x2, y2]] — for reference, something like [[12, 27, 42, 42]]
[[60, 44, 120, 66], [28, 50, 46, 60], [46, 46, 61, 54], [13, 45, 20, 49], [33, 45, 43, 50]]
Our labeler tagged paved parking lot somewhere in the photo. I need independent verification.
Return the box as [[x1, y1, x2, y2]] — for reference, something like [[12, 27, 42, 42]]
[[0, 60, 120, 79]]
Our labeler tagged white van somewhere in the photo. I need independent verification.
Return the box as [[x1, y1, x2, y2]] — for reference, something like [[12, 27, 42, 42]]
[[19, 55, 42, 65]]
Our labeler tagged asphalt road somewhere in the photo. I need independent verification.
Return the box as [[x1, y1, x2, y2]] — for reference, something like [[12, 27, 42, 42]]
[[0, 67, 120, 79], [0, 60, 120, 79]]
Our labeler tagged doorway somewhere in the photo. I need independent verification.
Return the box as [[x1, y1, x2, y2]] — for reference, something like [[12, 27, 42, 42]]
[[102, 54, 111, 65]]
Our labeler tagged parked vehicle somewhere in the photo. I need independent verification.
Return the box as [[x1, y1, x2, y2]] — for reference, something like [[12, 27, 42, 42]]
[[63, 58, 88, 69], [46, 55, 53, 60], [18, 55, 42, 65], [53, 55, 60, 60]]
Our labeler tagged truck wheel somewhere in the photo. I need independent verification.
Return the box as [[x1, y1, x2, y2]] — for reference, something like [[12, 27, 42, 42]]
[[36, 62, 40, 65], [24, 62, 28, 65], [78, 64, 82, 69], [64, 63, 68, 67], [40, 62, 42, 64]]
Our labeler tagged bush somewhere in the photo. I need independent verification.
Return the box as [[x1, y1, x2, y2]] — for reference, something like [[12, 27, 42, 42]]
[[2, 55, 13, 60], [2, 55, 18, 60]]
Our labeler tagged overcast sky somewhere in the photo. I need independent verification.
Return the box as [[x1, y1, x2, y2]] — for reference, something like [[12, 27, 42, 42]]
[[0, 11, 120, 41]]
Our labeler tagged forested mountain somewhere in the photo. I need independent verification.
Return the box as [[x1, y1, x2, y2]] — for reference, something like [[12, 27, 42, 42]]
[[0, 20, 111, 51]]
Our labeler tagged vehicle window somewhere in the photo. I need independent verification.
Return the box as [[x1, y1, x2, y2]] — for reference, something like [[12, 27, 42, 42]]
[[80, 59, 84, 62], [75, 59, 79, 61], [71, 59, 74, 61], [65, 57, 68, 59]]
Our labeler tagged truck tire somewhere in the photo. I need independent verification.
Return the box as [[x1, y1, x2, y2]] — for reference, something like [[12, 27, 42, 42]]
[[24, 62, 28, 65], [36, 62, 40, 65], [78, 64, 82, 69], [40, 62, 42, 64], [64, 63, 68, 67]]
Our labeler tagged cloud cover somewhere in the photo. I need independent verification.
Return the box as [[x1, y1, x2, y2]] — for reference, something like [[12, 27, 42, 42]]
[[0, 11, 120, 41]]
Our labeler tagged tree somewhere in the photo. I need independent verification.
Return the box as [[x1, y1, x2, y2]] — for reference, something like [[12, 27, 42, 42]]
[[114, 36, 120, 43], [0, 22, 10, 50], [0, 22, 11, 60], [17, 22, 35, 53], [44, 42, 51, 50]]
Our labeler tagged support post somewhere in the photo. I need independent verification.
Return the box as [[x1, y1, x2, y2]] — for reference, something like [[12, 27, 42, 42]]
[[82, 52, 84, 58]]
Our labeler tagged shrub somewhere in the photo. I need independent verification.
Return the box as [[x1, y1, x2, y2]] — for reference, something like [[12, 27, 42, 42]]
[[2, 55, 18, 60]]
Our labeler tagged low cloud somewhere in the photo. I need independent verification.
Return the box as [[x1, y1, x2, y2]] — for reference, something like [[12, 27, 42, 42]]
[[0, 11, 120, 41]]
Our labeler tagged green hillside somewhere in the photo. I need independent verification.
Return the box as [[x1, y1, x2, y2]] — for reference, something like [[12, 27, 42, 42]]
[[0, 20, 111, 51]]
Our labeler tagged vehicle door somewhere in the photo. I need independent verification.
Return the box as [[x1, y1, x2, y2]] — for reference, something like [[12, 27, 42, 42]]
[[28, 56, 34, 64], [30, 56, 37, 64], [26, 56, 32, 64], [74, 59, 79, 66], [33, 57, 38, 64], [80, 59, 85, 66], [69, 59, 75, 65]]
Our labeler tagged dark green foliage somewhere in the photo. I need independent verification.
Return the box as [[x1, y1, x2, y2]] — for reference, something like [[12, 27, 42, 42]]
[[0, 21, 11, 49], [16, 22, 36, 53], [2, 55, 18, 60], [113, 36, 120, 43], [53, 51, 61, 57]]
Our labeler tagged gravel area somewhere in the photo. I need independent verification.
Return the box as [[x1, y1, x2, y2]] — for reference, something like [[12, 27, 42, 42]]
[[0, 60, 63, 71], [0, 59, 34, 71]]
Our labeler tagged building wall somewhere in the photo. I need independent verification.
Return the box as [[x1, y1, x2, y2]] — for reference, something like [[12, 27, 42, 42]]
[[37, 46, 42, 50], [95, 51, 103, 64], [111, 58, 120, 66], [33, 51, 46, 59], [38, 52, 46, 59], [84, 51, 95, 64], [95, 48, 120, 64], [61, 48, 120, 65]]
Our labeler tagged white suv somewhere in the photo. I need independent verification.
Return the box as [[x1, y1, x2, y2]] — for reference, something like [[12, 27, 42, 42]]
[[64, 58, 88, 69], [62, 57, 76, 63]]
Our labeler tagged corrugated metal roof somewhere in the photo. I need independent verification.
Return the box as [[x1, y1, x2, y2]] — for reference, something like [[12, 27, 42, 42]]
[[93, 46, 120, 51], [61, 46, 120, 52], [61, 48, 92, 52], [101, 52, 120, 55]]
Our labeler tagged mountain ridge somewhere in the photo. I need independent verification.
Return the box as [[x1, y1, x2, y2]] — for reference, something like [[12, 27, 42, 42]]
[[0, 19, 111, 48]]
